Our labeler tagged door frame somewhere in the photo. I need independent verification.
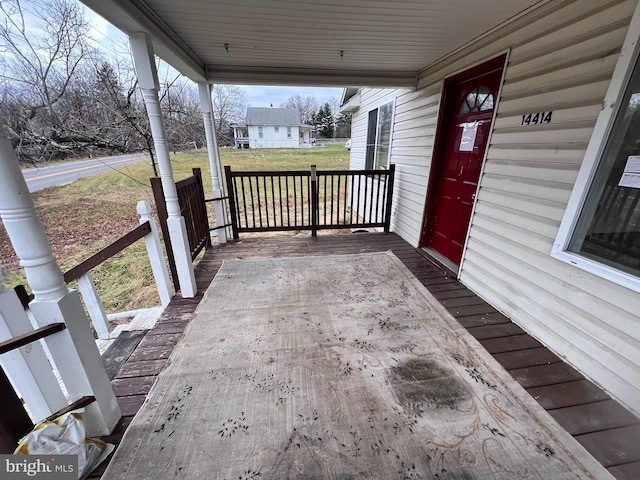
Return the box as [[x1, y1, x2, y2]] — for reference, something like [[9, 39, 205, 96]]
[[419, 53, 509, 272]]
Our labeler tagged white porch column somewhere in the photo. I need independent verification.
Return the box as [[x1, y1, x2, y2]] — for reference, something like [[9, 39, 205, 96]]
[[198, 82, 228, 243], [0, 127, 120, 436], [130, 32, 197, 297]]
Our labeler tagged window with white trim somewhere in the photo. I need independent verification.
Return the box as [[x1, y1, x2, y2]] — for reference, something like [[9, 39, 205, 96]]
[[365, 101, 393, 170], [567, 73, 640, 276], [258, 126, 263, 139], [274, 126, 280, 133], [553, 13, 640, 291], [287, 127, 292, 139]]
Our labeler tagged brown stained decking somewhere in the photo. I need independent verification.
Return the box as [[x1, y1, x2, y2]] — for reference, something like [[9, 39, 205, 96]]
[[90, 232, 640, 479]]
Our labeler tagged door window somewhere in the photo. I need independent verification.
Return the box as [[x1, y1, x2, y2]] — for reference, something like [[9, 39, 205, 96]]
[[459, 86, 494, 114]]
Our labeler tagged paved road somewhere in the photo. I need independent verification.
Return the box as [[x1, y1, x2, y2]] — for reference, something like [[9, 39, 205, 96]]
[[21, 153, 149, 192]]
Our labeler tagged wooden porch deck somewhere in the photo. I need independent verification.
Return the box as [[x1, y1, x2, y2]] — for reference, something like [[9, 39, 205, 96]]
[[91, 232, 640, 479]]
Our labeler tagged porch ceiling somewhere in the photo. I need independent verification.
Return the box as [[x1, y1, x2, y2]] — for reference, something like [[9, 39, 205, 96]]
[[80, 0, 544, 87]]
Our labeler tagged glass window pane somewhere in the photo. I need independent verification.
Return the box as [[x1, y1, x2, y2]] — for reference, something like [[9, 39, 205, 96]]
[[568, 61, 640, 277], [375, 102, 393, 169], [365, 109, 378, 169], [477, 86, 494, 111], [459, 86, 494, 114]]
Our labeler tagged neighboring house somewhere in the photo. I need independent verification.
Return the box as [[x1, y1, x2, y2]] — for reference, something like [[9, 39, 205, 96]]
[[343, 1, 640, 416], [232, 108, 314, 149]]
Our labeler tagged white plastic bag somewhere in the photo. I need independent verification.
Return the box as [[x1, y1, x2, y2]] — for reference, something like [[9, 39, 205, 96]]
[[14, 410, 114, 479]]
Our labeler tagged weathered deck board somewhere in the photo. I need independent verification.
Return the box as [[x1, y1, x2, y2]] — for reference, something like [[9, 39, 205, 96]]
[[509, 363, 585, 389], [576, 424, 640, 466], [492, 347, 562, 370], [479, 335, 543, 353], [607, 462, 640, 480], [455, 311, 512, 327], [527, 380, 611, 409], [548, 400, 640, 435], [90, 233, 639, 479], [466, 323, 526, 340]]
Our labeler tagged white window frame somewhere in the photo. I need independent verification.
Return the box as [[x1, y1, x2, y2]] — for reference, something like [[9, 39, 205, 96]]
[[274, 126, 280, 133], [365, 99, 396, 170], [258, 126, 263, 139], [552, 3, 640, 293], [287, 127, 292, 139]]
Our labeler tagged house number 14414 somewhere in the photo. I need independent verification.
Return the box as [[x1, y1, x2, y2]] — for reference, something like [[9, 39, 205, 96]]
[[521, 111, 553, 126]]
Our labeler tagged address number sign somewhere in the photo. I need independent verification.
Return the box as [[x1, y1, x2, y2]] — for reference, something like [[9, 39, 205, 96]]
[[521, 111, 553, 126]]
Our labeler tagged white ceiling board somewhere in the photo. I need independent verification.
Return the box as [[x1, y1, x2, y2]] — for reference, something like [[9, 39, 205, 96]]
[[81, 0, 546, 86]]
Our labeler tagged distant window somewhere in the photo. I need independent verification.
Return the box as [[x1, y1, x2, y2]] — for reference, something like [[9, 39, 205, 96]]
[[459, 86, 494, 115], [365, 101, 393, 169], [258, 126, 263, 139], [287, 127, 292, 139], [274, 126, 280, 133]]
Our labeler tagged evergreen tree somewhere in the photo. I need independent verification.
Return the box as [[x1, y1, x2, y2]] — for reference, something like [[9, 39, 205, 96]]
[[335, 112, 352, 138], [313, 102, 335, 138]]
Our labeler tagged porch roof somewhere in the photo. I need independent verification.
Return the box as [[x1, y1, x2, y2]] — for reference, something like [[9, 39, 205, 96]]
[[80, 0, 544, 87]]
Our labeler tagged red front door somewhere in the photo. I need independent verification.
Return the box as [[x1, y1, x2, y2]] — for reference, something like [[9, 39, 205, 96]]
[[421, 58, 504, 266]]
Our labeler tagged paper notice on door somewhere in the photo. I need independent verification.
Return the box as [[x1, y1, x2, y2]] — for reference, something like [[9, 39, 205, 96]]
[[618, 155, 640, 188], [459, 122, 479, 152]]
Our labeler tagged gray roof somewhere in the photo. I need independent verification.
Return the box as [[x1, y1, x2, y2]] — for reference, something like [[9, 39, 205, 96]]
[[245, 108, 302, 126]]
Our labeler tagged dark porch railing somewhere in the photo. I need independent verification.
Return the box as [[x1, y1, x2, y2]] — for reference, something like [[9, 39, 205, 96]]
[[224, 164, 395, 239], [151, 168, 211, 290]]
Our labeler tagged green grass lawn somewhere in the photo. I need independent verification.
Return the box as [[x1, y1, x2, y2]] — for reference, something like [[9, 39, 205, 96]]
[[0, 143, 351, 317]]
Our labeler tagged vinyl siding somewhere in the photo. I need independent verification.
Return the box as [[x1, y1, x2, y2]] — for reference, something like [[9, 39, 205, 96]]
[[350, 0, 640, 414], [247, 125, 300, 148]]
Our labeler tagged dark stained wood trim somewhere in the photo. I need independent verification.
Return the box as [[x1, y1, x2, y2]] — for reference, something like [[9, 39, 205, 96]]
[[0, 323, 66, 355], [63, 222, 151, 283], [0, 367, 33, 453], [13, 285, 33, 309], [45, 396, 95, 422]]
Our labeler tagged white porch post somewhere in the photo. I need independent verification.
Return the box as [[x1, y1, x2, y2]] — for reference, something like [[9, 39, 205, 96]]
[[198, 82, 228, 243], [0, 127, 120, 436], [0, 265, 68, 421], [130, 32, 197, 297], [137, 200, 173, 306]]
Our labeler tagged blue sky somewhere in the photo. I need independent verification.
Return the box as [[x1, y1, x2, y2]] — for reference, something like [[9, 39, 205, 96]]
[[82, 5, 344, 108]]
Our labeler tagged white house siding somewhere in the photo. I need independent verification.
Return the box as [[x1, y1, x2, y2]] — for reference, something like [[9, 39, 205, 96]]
[[248, 125, 300, 148], [350, 88, 431, 246], [351, 0, 640, 415]]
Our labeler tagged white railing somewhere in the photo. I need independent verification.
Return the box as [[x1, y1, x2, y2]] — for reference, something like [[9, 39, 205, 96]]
[[64, 201, 172, 339]]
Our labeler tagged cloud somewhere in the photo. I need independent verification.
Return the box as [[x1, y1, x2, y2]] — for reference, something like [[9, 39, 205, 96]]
[[245, 86, 343, 108]]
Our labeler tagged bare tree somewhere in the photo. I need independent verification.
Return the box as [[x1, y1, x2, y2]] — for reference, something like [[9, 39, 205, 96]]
[[0, 0, 230, 166], [211, 84, 247, 145], [0, 0, 94, 161], [280, 94, 318, 124]]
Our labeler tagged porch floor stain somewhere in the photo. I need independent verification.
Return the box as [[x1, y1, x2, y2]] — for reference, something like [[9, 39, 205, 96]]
[[89, 232, 640, 479]]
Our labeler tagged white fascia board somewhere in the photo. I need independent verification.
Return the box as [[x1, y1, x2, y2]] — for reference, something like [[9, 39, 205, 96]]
[[206, 65, 417, 88], [80, 0, 206, 83], [340, 93, 361, 113]]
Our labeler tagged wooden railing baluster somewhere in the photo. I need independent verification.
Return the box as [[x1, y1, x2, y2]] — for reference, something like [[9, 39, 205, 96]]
[[223, 165, 395, 236]]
